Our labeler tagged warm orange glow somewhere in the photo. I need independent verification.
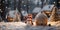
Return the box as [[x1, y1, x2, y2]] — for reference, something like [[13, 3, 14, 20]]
[[26, 14, 33, 25], [47, 21, 57, 26], [10, 19, 13, 20], [33, 21, 36, 26]]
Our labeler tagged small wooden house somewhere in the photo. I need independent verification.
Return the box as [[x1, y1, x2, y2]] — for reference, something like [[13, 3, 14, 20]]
[[35, 12, 48, 26]]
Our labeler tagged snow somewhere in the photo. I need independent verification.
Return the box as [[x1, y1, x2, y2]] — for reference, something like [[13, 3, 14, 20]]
[[6, 10, 20, 18], [21, 10, 28, 16], [32, 5, 54, 13], [42, 5, 54, 10], [35, 12, 47, 18], [0, 22, 60, 30], [8, 11, 16, 18], [32, 7, 42, 13]]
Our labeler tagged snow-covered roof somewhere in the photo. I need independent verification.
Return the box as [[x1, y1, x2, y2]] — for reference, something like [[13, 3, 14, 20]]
[[35, 12, 48, 20], [6, 10, 20, 18], [42, 5, 54, 11], [9, 11, 16, 18], [32, 7, 42, 13], [32, 5, 54, 13]]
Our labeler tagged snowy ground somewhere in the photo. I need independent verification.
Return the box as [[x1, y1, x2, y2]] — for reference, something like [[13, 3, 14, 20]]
[[0, 22, 60, 30]]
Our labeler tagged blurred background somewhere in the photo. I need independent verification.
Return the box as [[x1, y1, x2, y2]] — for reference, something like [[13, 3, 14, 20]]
[[0, 0, 60, 22]]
